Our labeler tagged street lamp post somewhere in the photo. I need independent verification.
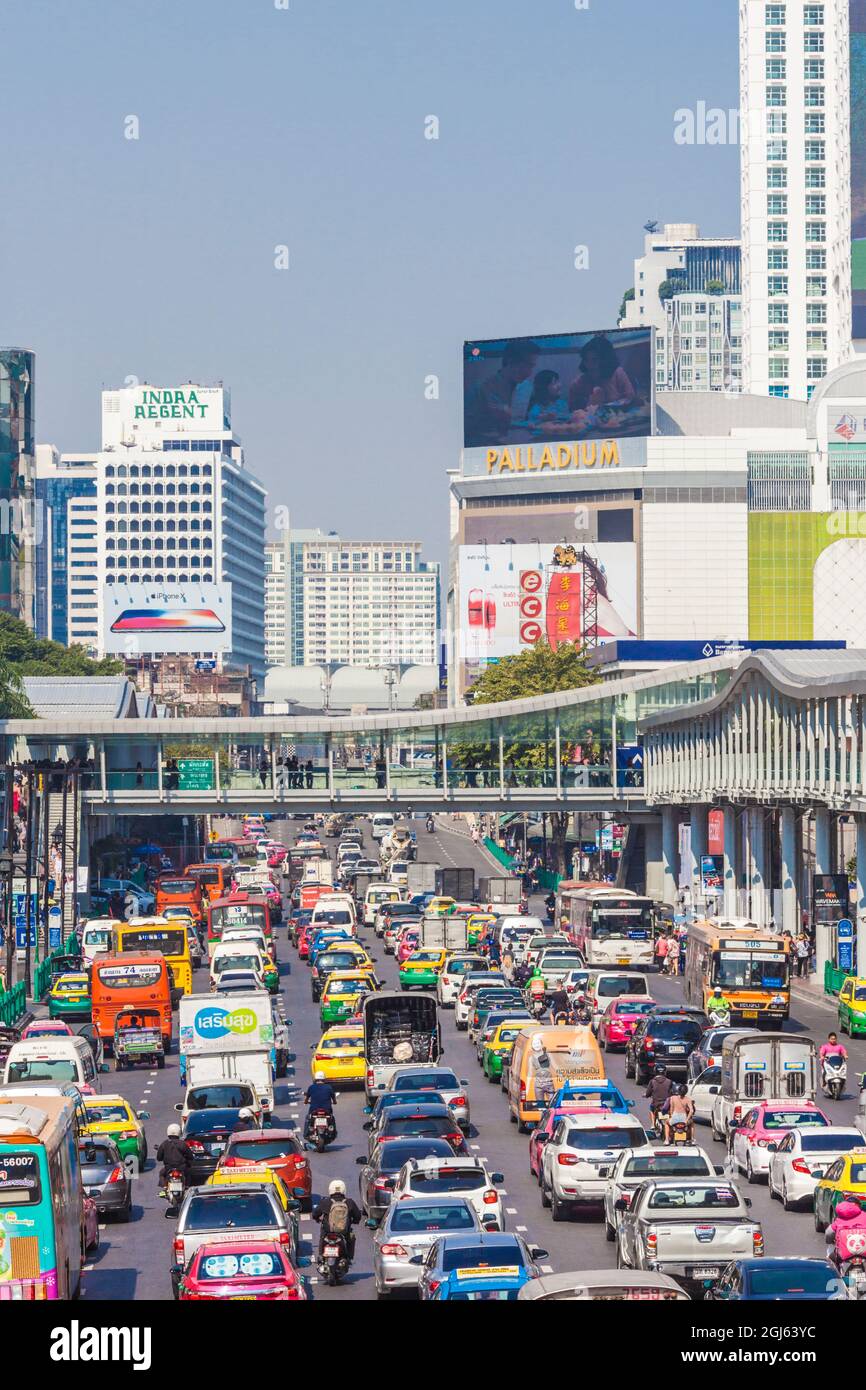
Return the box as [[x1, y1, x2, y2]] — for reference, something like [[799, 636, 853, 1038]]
[[0, 849, 14, 991]]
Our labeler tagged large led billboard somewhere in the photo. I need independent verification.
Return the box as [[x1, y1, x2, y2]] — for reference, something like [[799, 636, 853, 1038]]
[[852, 2, 866, 338], [457, 541, 637, 664], [462, 327, 654, 459], [102, 582, 233, 655]]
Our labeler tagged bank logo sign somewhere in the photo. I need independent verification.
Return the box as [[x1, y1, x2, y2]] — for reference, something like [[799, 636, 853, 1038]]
[[193, 1006, 257, 1038]]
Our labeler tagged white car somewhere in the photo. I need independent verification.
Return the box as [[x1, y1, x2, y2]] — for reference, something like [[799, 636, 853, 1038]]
[[454, 974, 503, 1030], [602, 1144, 717, 1242], [437, 954, 489, 1007], [388, 861, 409, 887], [539, 1112, 649, 1219], [99, 879, 156, 913], [390, 1155, 506, 1230], [687, 1065, 723, 1125], [768, 1126, 864, 1210]]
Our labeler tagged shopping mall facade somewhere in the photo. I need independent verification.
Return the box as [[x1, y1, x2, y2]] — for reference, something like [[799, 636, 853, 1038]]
[[447, 358, 866, 701]]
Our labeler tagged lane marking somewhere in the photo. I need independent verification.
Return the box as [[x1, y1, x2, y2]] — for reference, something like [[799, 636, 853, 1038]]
[[516, 1224, 527, 1232], [506, 1207, 517, 1215], [541, 1264, 554, 1274]]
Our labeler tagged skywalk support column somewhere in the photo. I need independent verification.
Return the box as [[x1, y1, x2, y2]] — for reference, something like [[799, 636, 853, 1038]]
[[644, 817, 664, 901], [723, 806, 739, 917], [813, 807, 832, 983], [689, 805, 708, 910], [747, 807, 769, 926], [857, 817, 866, 977], [780, 806, 799, 937], [661, 806, 678, 906]]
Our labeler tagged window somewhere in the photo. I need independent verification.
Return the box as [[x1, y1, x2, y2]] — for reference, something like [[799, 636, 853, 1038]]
[[768, 330, 789, 350], [766, 111, 787, 134], [768, 303, 789, 324], [805, 166, 825, 188], [804, 86, 824, 107], [767, 166, 787, 188], [767, 221, 788, 242], [807, 357, 826, 380], [768, 275, 789, 297], [765, 2, 786, 20], [768, 358, 788, 380], [807, 331, 827, 351], [806, 194, 826, 215], [805, 112, 825, 134], [806, 248, 826, 269], [766, 58, 786, 80], [765, 29, 786, 52], [767, 140, 787, 161], [766, 85, 786, 107], [769, 385, 789, 398], [806, 222, 825, 243], [804, 139, 825, 161], [767, 248, 788, 269], [767, 194, 787, 215], [804, 30, 824, 52], [804, 58, 824, 80], [807, 302, 826, 323], [803, 3, 823, 21]]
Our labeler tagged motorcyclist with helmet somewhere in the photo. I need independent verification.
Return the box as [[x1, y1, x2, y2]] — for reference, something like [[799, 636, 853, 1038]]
[[156, 1123, 193, 1191], [304, 1071, 337, 1144], [547, 984, 571, 1023], [313, 1178, 363, 1262], [706, 984, 732, 1023], [662, 1083, 695, 1143], [826, 1197, 866, 1287], [644, 1064, 674, 1132]]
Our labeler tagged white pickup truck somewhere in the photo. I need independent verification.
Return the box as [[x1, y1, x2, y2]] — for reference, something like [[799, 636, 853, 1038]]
[[615, 1177, 763, 1287]]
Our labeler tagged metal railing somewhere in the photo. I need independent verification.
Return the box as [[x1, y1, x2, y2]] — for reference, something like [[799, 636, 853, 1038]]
[[0, 982, 26, 1027]]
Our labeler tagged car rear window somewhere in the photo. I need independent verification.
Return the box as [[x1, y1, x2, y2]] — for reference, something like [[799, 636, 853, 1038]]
[[390, 1204, 476, 1233], [228, 1139, 300, 1161], [599, 977, 647, 996], [410, 1169, 486, 1194], [764, 1111, 828, 1130], [747, 1265, 833, 1296], [394, 1073, 458, 1091], [441, 1244, 524, 1271], [647, 1019, 703, 1041], [80, 1141, 120, 1165], [187, 1086, 254, 1110], [623, 1154, 711, 1177], [198, 1251, 283, 1280], [800, 1133, 861, 1153], [647, 1185, 740, 1211], [384, 1116, 452, 1138], [184, 1193, 278, 1231], [565, 1128, 644, 1152], [84, 1103, 130, 1123]]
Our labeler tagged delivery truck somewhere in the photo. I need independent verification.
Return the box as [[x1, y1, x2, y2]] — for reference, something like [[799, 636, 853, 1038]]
[[362, 991, 442, 1099], [407, 862, 438, 895], [434, 867, 475, 900], [419, 914, 470, 952], [178, 991, 277, 1108], [478, 875, 523, 908]]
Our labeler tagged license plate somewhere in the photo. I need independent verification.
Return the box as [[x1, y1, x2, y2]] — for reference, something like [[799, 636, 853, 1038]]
[[324, 1244, 340, 1256], [668, 1045, 686, 1054], [231, 1295, 256, 1301], [693, 1266, 720, 1279], [209, 1142, 226, 1154], [742, 1010, 758, 1018], [617, 958, 630, 965]]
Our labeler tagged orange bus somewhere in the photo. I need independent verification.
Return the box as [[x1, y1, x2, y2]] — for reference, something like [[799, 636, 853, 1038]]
[[155, 873, 204, 925], [185, 862, 227, 905], [90, 953, 174, 1051]]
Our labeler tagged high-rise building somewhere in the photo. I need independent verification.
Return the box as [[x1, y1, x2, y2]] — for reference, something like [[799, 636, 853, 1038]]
[[0, 348, 36, 625], [38, 383, 267, 677], [619, 225, 742, 391], [739, 0, 851, 399], [264, 530, 440, 670]]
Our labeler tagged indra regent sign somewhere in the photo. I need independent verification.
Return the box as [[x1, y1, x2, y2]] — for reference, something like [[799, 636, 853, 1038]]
[[134, 389, 209, 421]]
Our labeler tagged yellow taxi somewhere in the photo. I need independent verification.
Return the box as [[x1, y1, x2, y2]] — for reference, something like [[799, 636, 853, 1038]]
[[47, 971, 91, 1020], [814, 1149, 866, 1230], [398, 947, 448, 991], [838, 976, 866, 1037], [466, 913, 496, 948], [310, 1024, 366, 1085], [319, 969, 377, 1025], [82, 1094, 149, 1167], [205, 1165, 301, 1255], [481, 1019, 536, 1082], [426, 896, 456, 917]]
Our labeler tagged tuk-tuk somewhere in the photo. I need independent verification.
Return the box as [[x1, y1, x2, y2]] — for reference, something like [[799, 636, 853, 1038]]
[[113, 1006, 166, 1071]]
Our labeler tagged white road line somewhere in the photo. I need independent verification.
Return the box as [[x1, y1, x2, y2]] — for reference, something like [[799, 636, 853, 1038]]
[[506, 1207, 517, 1215], [470, 1143, 480, 1150], [541, 1265, 554, 1274], [149, 1071, 157, 1077], [516, 1224, 528, 1232]]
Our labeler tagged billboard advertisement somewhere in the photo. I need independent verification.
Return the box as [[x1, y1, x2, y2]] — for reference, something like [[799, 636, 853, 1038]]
[[457, 542, 637, 663], [748, 512, 866, 646], [102, 582, 232, 655], [852, 1, 866, 339], [101, 384, 230, 448], [462, 326, 654, 465]]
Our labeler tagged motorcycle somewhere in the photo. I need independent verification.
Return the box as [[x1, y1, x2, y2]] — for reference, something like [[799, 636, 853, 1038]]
[[161, 1169, 186, 1217], [822, 1053, 848, 1102], [425, 817, 435, 833], [669, 1118, 691, 1146], [308, 1110, 336, 1154], [708, 1008, 731, 1028], [841, 1257, 866, 1300], [319, 1232, 351, 1286], [529, 994, 547, 1019]]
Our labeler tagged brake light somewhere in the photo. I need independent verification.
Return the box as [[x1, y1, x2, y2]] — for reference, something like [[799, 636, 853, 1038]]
[[278, 1231, 290, 1246], [445, 1134, 463, 1150], [557, 1153, 578, 1166], [173, 1237, 185, 1255], [108, 1165, 126, 1184], [643, 1037, 656, 1051], [380, 1243, 409, 1257], [450, 1096, 467, 1108], [186, 1140, 204, 1152], [374, 1178, 393, 1192], [646, 1231, 657, 1253], [733, 1105, 743, 1123], [519, 1081, 526, 1100], [482, 1190, 498, 1204], [752, 1229, 764, 1255], [791, 1159, 811, 1175], [428, 1279, 440, 1294], [367, 1069, 375, 1087]]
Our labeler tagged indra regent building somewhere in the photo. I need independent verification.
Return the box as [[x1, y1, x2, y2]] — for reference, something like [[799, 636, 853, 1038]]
[[448, 360, 866, 700], [36, 383, 267, 679]]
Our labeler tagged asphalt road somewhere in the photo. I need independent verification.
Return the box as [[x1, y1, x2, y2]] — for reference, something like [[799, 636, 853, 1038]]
[[57, 815, 866, 1301]]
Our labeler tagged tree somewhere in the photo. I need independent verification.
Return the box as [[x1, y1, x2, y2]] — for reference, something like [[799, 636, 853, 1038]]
[[0, 611, 124, 678], [658, 279, 675, 302], [0, 658, 33, 717], [459, 640, 602, 874], [705, 278, 726, 295], [618, 286, 635, 322]]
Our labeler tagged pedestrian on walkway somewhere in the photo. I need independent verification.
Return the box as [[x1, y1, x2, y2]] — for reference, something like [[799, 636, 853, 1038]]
[[258, 753, 270, 790], [654, 932, 669, 974], [305, 760, 314, 789], [795, 932, 811, 978]]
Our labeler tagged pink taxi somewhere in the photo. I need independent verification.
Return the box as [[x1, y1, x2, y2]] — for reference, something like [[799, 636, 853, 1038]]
[[597, 996, 656, 1052]]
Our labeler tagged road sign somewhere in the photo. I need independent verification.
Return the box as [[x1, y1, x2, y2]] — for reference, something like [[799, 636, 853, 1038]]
[[15, 922, 37, 948], [838, 918, 855, 973], [177, 759, 215, 792]]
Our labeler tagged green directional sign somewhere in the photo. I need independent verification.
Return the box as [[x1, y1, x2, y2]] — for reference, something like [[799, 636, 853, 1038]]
[[178, 759, 215, 792]]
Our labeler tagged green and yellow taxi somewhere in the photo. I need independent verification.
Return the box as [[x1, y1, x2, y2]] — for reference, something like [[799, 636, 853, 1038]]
[[319, 969, 377, 1026], [466, 913, 496, 949], [399, 947, 448, 991], [82, 1094, 149, 1167], [838, 976, 866, 1037], [481, 1019, 536, 1082], [426, 896, 456, 918], [814, 1148, 866, 1230], [47, 972, 92, 1020]]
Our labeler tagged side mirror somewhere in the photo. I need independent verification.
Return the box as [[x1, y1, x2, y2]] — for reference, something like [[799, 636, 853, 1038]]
[[535, 1133, 550, 1145], [744, 1198, 752, 1208], [100, 1063, 110, 1073], [529, 1246, 549, 1261], [363, 1106, 372, 1115], [355, 1155, 367, 1165], [766, 1142, 778, 1153], [408, 1254, 425, 1266], [714, 1165, 726, 1176], [174, 1103, 183, 1112], [614, 1198, 628, 1212], [362, 1121, 372, 1131], [491, 1172, 505, 1185], [626, 1099, 635, 1108], [709, 1086, 720, 1095], [366, 1218, 378, 1229], [292, 1187, 307, 1200], [138, 1111, 151, 1120]]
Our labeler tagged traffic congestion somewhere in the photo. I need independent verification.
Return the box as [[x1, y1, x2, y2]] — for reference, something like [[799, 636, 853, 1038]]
[[2, 810, 866, 1304]]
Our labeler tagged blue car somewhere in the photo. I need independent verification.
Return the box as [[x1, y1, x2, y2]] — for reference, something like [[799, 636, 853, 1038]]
[[417, 1231, 548, 1301], [707, 1258, 845, 1301], [308, 929, 352, 966], [551, 1080, 632, 1114], [429, 1267, 533, 1301]]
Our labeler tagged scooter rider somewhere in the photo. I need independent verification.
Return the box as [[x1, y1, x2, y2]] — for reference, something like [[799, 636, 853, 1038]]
[[706, 984, 732, 1022], [304, 1072, 337, 1142], [820, 1032, 848, 1062], [156, 1123, 193, 1189], [644, 1064, 674, 1131], [548, 984, 571, 1022], [663, 1083, 695, 1143], [313, 1179, 363, 1262]]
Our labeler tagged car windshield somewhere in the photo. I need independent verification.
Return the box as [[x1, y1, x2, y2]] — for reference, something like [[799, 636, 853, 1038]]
[[80, 1142, 119, 1165], [394, 1073, 458, 1092], [215, 955, 259, 974], [647, 1019, 703, 1041], [84, 929, 111, 946], [228, 1139, 300, 1161], [188, 1086, 254, 1110], [441, 1245, 524, 1272], [198, 1251, 283, 1280], [410, 1170, 486, 1194], [390, 1204, 475, 1233], [623, 1154, 711, 1177], [747, 1266, 833, 1296], [565, 1128, 643, 1152], [497, 1028, 527, 1042], [647, 1185, 740, 1210], [85, 1104, 131, 1123], [184, 1193, 277, 1231], [763, 1111, 828, 1129], [715, 955, 788, 990], [800, 1133, 861, 1153], [325, 979, 367, 996], [8, 1060, 77, 1082], [316, 911, 352, 925]]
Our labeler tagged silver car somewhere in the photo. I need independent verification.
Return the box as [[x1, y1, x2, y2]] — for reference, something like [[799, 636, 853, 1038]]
[[170, 1184, 294, 1299], [387, 1065, 472, 1131], [78, 1136, 133, 1220], [371, 1196, 483, 1298]]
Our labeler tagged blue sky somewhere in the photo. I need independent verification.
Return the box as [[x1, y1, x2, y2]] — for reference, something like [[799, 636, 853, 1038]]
[[4, 0, 740, 569]]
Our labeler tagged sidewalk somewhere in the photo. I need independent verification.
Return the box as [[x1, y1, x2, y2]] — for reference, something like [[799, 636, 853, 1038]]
[[791, 970, 836, 1014]]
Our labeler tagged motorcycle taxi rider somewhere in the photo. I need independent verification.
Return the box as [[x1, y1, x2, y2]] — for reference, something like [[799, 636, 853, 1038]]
[[644, 1064, 674, 1131], [313, 1179, 363, 1262], [156, 1123, 193, 1192], [304, 1071, 337, 1143]]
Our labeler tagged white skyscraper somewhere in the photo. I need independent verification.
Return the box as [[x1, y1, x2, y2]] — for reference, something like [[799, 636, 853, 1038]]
[[740, 0, 852, 399]]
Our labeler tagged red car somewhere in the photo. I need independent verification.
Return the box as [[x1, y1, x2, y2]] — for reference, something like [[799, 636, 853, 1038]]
[[597, 997, 656, 1052], [529, 1106, 607, 1180], [217, 1128, 312, 1210], [396, 930, 420, 965], [179, 1241, 307, 1301], [22, 1019, 74, 1039], [297, 923, 315, 960]]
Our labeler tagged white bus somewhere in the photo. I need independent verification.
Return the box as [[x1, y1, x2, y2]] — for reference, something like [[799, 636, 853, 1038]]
[[561, 888, 655, 968]]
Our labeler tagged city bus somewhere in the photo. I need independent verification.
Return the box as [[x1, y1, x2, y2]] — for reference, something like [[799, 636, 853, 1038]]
[[683, 921, 791, 1026], [155, 873, 204, 925], [185, 862, 228, 905], [207, 893, 273, 959], [91, 953, 174, 1050], [111, 918, 193, 998], [0, 1095, 84, 1300], [204, 841, 239, 868], [560, 888, 655, 968]]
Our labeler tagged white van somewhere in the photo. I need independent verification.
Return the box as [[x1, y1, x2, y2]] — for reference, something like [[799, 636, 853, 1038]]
[[210, 942, 267, 990], [3, 1037, 106, 1092], [81, 918, 121, 965], [310, 894, 357, 930], [589, 972, 652, 1028], [364, 884, 403, 926], [371, 813, 395, 842]]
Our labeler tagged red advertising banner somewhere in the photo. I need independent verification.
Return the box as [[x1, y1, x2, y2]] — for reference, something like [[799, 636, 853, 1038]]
[[545, 569, 582, 647], [708, 808, 724, 856], [519, 570, 543, 645]]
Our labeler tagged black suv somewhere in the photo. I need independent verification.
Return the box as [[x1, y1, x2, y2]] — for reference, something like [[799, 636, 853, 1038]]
[[625, 1007, 708, 1084]]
